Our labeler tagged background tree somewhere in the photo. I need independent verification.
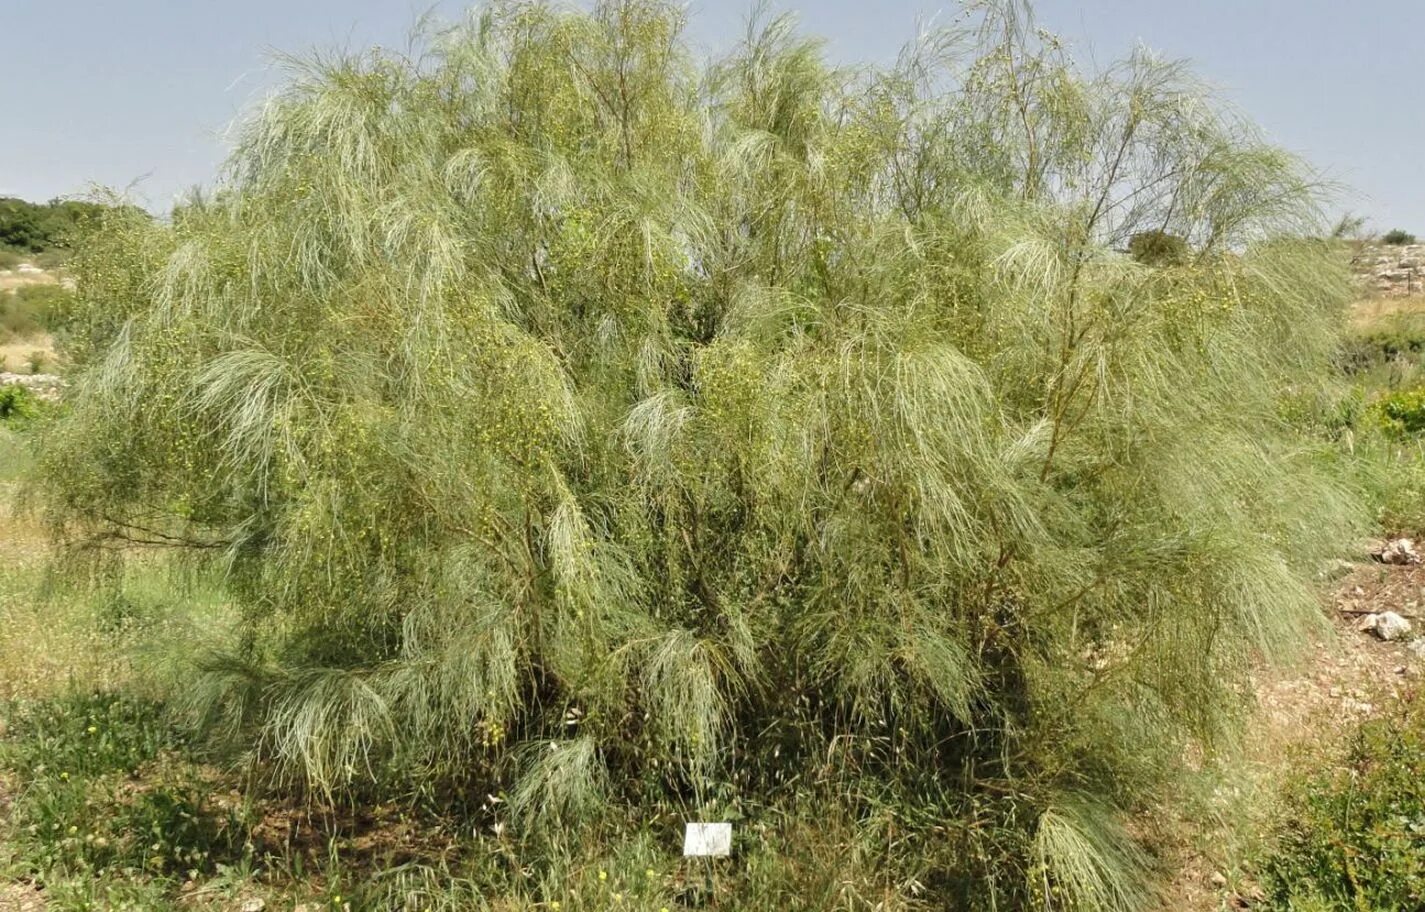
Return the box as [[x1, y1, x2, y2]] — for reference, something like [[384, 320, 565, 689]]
[[0, 197, 127, 253]]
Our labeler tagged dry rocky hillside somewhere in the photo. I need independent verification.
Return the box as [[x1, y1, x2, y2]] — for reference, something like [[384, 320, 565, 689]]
[[1357, 242, 1425, 296]]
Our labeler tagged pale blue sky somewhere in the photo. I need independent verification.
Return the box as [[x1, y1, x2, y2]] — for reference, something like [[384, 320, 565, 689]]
[[3, 1, 1420, 232]]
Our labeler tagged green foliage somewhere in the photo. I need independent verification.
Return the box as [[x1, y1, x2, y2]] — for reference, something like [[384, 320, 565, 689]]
[[1128, 230, 1190, 266], [1, 692, 175, 777], [1307, 315, 1425, 535], [0, 198, 115, 254], [1369, 387, 1425, 437], [1383, 229, 1416, 246], [0, 384, 44, 423], [34, 2, 1360, 908], [0, 693, 248, 881], [1259, 696, 1425, 911], [16, 283, 76, 331]]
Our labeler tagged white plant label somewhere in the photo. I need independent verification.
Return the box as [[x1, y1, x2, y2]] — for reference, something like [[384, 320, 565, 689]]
[[682, 822, 732, 857]]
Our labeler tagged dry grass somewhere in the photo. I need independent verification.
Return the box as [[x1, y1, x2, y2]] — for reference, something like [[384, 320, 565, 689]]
[[0, 335, 58, 374], [1349, 294, 1425, 327], [0, 270, 58, 294], [0, 431, 127, 700], [0, 883, 44, 912]]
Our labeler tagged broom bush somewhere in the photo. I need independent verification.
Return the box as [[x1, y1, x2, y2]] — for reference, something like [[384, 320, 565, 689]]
[[36, 1, 1360, 906]]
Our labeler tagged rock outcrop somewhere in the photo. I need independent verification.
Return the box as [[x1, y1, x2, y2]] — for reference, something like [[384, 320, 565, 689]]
[[0, 372, 64, 402], [1359, 243, 1425, 296]]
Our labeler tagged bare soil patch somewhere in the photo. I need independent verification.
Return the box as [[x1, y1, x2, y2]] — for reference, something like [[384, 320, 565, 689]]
[[0, 884, 44, 912], [1157, 556, 1425, 910]]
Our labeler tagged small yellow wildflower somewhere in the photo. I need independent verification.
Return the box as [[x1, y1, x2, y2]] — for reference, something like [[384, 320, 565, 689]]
[[598, 870, 608, 881]]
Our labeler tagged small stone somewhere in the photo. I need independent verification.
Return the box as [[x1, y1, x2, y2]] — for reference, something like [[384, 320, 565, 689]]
[[1374, 538, 1420, 565], [1396, 665, 1408, 675], [240, 899, 266, 912], [1210, 871, 1228, 888], [1363, 611, 1413, 641]]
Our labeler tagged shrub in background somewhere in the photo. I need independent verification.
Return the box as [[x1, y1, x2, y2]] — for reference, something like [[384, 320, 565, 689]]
[[1382, 228, 1416, 246], [0, 197, 117, 254], [36, 2, 1359, 908], [1316, 314, 1425, 535], [1128, 229, 1190, 266], [0, 294, 43, 342]]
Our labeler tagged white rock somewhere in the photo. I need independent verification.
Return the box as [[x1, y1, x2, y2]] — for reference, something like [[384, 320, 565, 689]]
[[1375, 538, 1421, 565], [1360, 611, 1413, 641], [240, 900, 266, 912]]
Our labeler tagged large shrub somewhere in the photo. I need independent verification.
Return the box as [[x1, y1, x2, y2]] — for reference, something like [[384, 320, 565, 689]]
[[37, 2, 1358, 907]]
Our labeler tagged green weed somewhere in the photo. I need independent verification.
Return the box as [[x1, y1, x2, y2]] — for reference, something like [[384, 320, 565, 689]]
[[1258, 692, 1425, 911], [0, 693, 250, 883], [0, 385, 44, 423]]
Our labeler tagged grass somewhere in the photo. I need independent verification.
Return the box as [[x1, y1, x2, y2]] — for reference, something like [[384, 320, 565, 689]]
[[0, 278, 69, 372], [1349, 293, 1425, 327]]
